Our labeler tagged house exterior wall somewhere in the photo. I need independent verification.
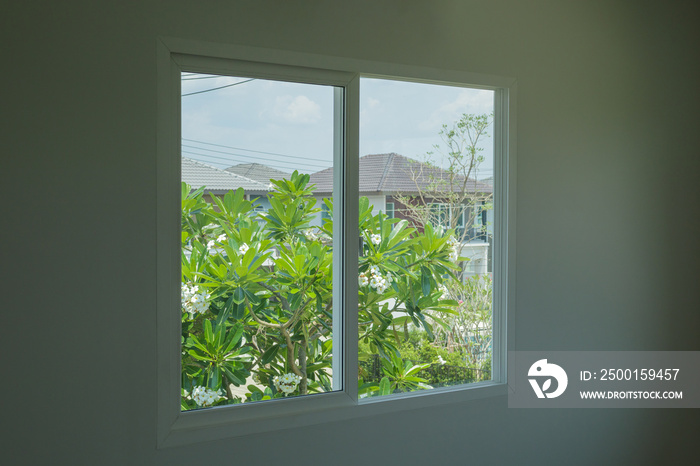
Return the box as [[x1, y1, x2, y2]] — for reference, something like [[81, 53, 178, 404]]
[[249, 194, 273, 213], [309, 193, 386, 227], [460, 242, 489, 276], [364, 193, 386, 217]]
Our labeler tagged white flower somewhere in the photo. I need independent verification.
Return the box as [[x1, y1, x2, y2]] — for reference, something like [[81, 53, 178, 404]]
[[190, 386, 225, 407], [181, 284, 195, 306], [359, 265, 392, 293], [206, 235, 227, 252], [369, 274, 389, 293], [273, 373, 301, 395], [437, 355, 446, 365], [447, 236, 460, 262], [359, 272, 369, 287], [371, 234, 381, 245], [239, 243, 250, 254], [305, 230, 318, 241], [181, 283, 210, 317]]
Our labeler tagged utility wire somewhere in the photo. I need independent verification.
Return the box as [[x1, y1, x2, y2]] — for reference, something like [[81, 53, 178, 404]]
[[181, 149, 331, 171], [182, 144, 330, 165], [182, 78, 255, 97], [184, 139, 492, 173], [182, 138, 331, 163]]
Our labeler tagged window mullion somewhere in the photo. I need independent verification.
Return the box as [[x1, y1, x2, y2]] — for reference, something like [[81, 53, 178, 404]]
[[339, 75, 360, 400]]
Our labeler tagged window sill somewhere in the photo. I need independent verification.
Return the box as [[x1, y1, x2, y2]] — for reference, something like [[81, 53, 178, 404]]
[[159, 381, 507, 448]]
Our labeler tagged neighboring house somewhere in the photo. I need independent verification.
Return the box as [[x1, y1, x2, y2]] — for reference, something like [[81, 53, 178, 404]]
[[181, 157, 271, 203], [309, 153, 494, 275], [225, 162, 290, 184], [225, 162, 291, 212], [183, 155, 492, 275]]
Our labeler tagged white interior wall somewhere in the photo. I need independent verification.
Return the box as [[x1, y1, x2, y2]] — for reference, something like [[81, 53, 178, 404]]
[[2, 1, 698, 464]]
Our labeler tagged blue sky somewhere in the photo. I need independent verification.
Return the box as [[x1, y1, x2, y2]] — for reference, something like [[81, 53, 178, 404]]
[[181, 74, 494, 179]]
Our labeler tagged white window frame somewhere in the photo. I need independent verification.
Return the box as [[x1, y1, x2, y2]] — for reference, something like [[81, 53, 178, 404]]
[[385, 201, 395, 219], [157, 37, 516, 448], [429, 202, 466, 235]]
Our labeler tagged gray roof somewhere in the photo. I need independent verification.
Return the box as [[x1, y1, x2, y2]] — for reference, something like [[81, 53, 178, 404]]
[[182, 157, 271, 193], [225, 163, 290, 184], [309, 153, 493, 194]]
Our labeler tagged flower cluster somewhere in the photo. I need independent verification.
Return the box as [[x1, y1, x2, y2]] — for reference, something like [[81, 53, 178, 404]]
[[186, 386, 225, 407], [359, 264, 392, 294], [181, 283, 210, 318], [273, 373, 301, 395], [446, 236, 460, 262], [365, 229, 381, 245], [206, 234, 227, 250]]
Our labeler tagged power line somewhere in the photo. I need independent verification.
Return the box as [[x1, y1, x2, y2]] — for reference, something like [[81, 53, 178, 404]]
[[182, 151, 328, 172], [181, 149, 331, 171], [182, 138, 333, 162], [182, 78, 255, 97], [183, 139, 493, 173], [182, 144, 331, 166]]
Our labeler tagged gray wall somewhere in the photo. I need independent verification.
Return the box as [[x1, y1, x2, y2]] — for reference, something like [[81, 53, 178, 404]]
[[2, 1, 698, 464]]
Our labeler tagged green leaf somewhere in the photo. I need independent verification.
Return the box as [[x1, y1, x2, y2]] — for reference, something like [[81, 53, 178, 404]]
[[232, 287, 245, 304], [379, 377, 392, 396], [208, 366, 221, 390], [223, 328, 244, 354], [261, 345, 279, 365], [420, 266, 431, 296], [223, 367, 245, 386], [217, 294, 234, 326], [187, 349, 211, 362], [203, 319, 213, 344]]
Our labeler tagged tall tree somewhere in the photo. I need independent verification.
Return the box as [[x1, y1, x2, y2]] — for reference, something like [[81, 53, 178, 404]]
[[394, 113, 493, 246]]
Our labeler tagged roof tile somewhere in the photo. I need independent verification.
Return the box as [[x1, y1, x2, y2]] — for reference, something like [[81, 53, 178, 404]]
[[309, 153, 492, 194], [182, 157, 271, 193]]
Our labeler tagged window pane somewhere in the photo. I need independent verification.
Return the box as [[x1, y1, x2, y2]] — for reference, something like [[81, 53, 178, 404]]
[[385, 202, 395, 219], [358, 77, 494, 398], [180, 73, 337, 410]]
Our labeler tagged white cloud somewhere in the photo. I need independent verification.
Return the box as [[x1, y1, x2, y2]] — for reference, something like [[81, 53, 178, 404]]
[[360, 97, 382, 128], [418, 89, 494, 132], [273, 95, 322, 124]]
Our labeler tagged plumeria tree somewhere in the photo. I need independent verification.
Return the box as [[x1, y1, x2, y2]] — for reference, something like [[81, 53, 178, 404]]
[[180, 172, 464, 409]]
